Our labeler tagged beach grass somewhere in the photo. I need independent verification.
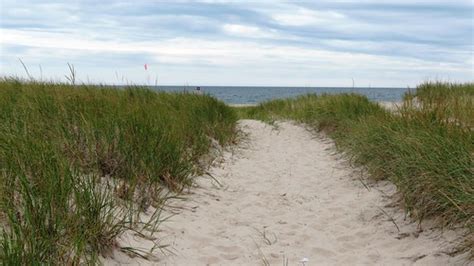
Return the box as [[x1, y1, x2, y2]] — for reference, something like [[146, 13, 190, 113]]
[[235, 82, 473, 256], [405, 81, 473, 129], [0, 78, 237, 264]]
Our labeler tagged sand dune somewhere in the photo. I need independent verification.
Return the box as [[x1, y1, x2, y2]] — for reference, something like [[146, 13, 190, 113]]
[[105, 120, 470, 265]]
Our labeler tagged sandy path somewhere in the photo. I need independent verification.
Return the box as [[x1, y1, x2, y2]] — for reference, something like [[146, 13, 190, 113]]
[[107, 120, 469, 265]]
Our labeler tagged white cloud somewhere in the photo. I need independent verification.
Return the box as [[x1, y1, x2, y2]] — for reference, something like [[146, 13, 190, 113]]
[[222, 24, 279, 38], [2, 27, 470, 86], [0, 1, 472, 86], [272, 8, 346, 26]]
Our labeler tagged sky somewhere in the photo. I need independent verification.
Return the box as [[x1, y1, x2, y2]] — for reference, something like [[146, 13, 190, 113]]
[[0, 0, 472, 87]]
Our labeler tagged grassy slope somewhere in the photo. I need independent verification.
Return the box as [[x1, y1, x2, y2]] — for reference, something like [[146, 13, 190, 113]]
[[405, 81, 473, 128], [236, 83, 473, 256], [0, 79, 237, 264]]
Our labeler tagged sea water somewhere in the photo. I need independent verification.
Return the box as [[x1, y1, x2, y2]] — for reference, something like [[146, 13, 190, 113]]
[[151, 86, 410, 104]]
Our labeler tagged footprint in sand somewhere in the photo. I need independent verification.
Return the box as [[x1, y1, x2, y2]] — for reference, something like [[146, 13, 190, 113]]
[[311, 247, 337, 257], [221, 253, 239, 261], [215, 245, 243, 254], [336, 235, 354, 242], [198, 256, 220, 264]]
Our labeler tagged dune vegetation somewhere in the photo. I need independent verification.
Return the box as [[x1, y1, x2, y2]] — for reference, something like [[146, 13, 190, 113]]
[[0, 78, 238, 264], [0, 78, 471, 263], [236, 82, 473, 257]]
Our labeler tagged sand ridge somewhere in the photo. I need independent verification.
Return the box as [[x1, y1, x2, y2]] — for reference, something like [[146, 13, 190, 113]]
[[106, 119, 470, 265]]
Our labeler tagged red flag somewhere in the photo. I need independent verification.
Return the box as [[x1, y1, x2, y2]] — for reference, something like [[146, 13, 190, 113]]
[[144, 64, 148, 70]]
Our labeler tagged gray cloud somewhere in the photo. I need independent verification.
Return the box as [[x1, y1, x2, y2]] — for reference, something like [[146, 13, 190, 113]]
[[0, 0, 472, 86]]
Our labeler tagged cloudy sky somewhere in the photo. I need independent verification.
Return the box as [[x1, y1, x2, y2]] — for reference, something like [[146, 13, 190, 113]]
[[0, 0, 472, 87]]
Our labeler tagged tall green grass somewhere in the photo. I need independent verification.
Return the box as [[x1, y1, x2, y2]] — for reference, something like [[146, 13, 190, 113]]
[[0, 78, 237, 264], [237, 83, 473, 256], [405, 81, 473, 129]]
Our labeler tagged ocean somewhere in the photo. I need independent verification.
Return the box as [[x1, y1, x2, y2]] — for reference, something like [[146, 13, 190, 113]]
[[151, 86, 410, 104]]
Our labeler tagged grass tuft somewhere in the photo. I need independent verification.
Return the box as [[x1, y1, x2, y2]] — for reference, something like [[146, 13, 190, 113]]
[[0, 78, 237, 263]]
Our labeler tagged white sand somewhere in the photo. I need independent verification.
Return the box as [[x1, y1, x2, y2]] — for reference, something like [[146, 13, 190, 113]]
[[378, 101, 402, 111], [228, 103, 258, 107], [105, 120, 470, 265]]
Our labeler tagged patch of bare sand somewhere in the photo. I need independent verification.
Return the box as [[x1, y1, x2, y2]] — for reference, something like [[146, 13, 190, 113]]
[[104, 119, 471, 265], [378, 101, 402, 111]]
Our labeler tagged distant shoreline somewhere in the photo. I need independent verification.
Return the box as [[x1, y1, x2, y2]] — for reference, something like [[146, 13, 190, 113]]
[[228, 103, 258, 107]]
